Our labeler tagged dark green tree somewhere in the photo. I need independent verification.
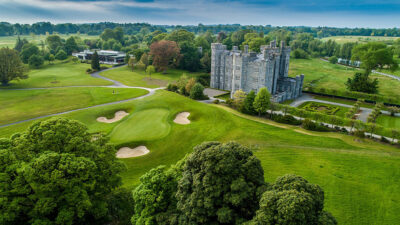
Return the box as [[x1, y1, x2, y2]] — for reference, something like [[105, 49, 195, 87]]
[[20, 43, 39, 63], [65, 36, 78, 55], [176, 142, 267, 225], [91, 50, 101, 71], [28, 54, 44, 68], [0, 48, 27, 85], [352, 42, 398, 72], [346, 72, 379, 94], [248, 174, 337, 225], [132, 161, 184, 225], [55, 49, 68, 60], [179, 41, 201, 72], [14, 36, 28, 52], [0, 118, 125, 225], [46, 34, 63, 51], [244, 90, 256, 114]]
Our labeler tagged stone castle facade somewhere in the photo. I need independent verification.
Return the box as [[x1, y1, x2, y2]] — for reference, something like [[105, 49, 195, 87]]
[[210, 40, 304, 102]]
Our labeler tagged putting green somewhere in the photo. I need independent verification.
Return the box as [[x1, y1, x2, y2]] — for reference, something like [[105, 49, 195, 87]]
[[109, 108, 171, 144]]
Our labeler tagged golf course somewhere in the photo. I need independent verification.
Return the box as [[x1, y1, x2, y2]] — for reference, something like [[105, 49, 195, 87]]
[[1, 61, 400, 225]]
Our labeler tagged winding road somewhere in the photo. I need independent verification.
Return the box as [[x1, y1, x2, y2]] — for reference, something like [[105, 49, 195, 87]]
[[0, 66, 164, 128]]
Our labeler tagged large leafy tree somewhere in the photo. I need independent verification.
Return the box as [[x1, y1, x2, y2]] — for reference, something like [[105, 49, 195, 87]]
[[46, 34, 63, 51], [0, 48, 27, 85], [166, 29, 195, 45], [65, 36, 78, 55], [352, 42, 398, 72], [20, 43, 39, 63], [149, 40, 180, 73], [178, 41, 201, 72], [248, 174, 337, 225], [244, 90, 256, 114], [0, 118, 125, 225], [176, 142, 267, 225], [253, 88, 271, 116], [131, 161, 184, 225]]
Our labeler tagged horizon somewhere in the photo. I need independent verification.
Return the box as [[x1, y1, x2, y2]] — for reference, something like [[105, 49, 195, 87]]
[[1, 0, 400, 29]]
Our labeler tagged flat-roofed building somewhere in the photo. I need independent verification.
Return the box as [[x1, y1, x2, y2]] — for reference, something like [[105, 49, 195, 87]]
[[73, 50, 126, 65]]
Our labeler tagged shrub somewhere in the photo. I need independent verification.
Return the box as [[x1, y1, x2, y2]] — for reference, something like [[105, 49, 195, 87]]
[[292, 49, 309, 59], [190, 83, 206, 100], [226, 98, 233, 106], [55, 50, 68, 60], [302, 119, 330, 132], [100, 66, 108, 70], [86, 68, 93, 74], [272, 114, 302, 125], [28, 54, 44, 68], [213, 99, 220, 104], [353, 130, 365, 138], [329, 56, 338, 64]]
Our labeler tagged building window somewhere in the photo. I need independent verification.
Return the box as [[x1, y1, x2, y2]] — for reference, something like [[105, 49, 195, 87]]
[[235, 75, 240, 80], [236, 66, 240, 70]]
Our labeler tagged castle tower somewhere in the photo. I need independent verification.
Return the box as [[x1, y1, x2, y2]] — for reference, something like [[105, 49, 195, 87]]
[[210, 43, 226, 89]]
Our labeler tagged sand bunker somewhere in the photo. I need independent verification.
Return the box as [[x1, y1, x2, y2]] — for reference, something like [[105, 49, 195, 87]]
[[116, 146, 150, 158], [173, 112, 191, 124], [97, 111, 129, 123]]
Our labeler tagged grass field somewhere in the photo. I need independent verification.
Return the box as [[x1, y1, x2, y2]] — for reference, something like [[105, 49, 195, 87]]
[[0, 34, 99, 48], [1, 60, 112, 88], [101, 66, 209, 88], [321, 35, 399, 44], [289, 58, 400, 98], [376, 114, 400, 129], [0, 87, 148, 125], [0, 90, 399, 225], [298, 101, 349, 117]]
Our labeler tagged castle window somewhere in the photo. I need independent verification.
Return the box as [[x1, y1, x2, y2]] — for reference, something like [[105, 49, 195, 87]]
[[236, 66, 241, 70], [235, 75, 240, 80]]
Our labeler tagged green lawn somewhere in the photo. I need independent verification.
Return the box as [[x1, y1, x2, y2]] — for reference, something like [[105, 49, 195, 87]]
[[0, 90, 399, 224], [376, 114, 400, 129], [0, 34, 99, 48], [1, 60, 112, 88], [298, 101, 350, 117], [0, 87, 148, 125], [321, 35, 399, 44], [312, 95, 377, 109], [101, 66, 209, 88], [289, 58, 400, 99]]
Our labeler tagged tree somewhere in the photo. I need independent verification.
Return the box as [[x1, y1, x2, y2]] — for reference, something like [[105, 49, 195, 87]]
[[185, 77, 196, 94], [124, 53, 130, 64], [253, 88, 271, 116], [139, 52, 149, 68], [177, 74, 189, 95], [72, 56, 79, 63], [91, 50, 100, 71], [0, 48, 28, 85], [55, 50, 67, 60], [128, 57, 135, 71], [20, 43, 39, 63], [131, 163, 183, 225], [178, 41, 200, 72], [0, 118, 125, 225], [200, 51, 211, 72], [65, 36, 78, 55], [244, 90, 256, 114], [46, 34, 63, 51], [189, 83, 205, 100], [176, 142, 267, 225], [14, 36, 28, 52], [48, 54, 55, 64], [166, 29, 195, 45], [329, 56, 338, 64], [146, 65, 155, 80], [233, 89, 247, 111], [248, 174, 337, 225], [28, 54, 44, 68], [346, 72, 379, 94], [149, 40, 180, 73], [388, 106, 400, 116], [352, 42, 398, 72]]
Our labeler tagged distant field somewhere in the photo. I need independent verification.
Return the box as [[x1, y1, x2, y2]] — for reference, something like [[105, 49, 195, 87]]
[[0, 33, 99, 48], [321, 35, 400, 44], [289, 58, 400, 100]]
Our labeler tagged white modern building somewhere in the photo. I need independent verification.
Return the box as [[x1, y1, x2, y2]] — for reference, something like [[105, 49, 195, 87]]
[[72, 50, 126, 65]]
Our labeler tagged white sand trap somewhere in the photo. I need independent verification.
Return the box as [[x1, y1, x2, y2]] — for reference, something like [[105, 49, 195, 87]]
[[116, 146, 150, 158], [97, 111, 129, 123], [174, 112, 191, 124]]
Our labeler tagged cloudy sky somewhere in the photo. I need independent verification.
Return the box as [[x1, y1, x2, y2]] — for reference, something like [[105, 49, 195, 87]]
[[0, 0, 399, 27]]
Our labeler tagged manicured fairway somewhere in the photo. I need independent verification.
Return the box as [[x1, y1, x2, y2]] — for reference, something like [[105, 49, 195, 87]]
[[101, 66, 209, 88], [0, 90, 399, 225], [376, 114, 400, 129], [289, 58, 400, 99], [109, 108, 171, 144], [1, 60, 112, 88], [0, 87, 148, 125]]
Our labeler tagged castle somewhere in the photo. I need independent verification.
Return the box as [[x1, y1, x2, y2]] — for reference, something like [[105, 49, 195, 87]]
[[210, 41, 304, 102]]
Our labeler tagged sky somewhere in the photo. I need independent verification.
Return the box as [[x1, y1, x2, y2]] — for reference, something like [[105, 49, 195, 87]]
[[0, 0, 399, 28]]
